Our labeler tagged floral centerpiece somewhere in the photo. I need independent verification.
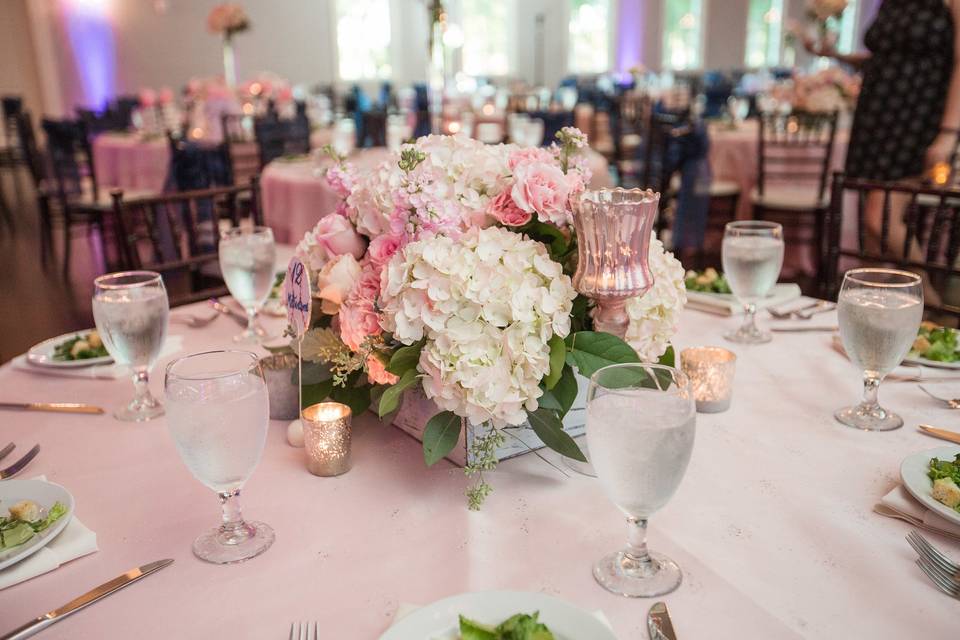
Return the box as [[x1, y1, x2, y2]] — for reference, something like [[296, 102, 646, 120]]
[[805, 0, 849, 47], [282, 129, 686, 508], [772, 67, 861, 114], [207, 3, 251, 88]]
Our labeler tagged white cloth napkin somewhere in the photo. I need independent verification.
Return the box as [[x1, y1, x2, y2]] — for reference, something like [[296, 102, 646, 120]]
[[11, 335, 184, 380], [391, 602, 613, 630], [0, 476, 98, 590], [685, 283, 802, 316], [876, 485, 960, 541]]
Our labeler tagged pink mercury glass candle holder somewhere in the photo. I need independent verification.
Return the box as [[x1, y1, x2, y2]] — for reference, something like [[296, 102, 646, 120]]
[[572, 188, 659, 338]]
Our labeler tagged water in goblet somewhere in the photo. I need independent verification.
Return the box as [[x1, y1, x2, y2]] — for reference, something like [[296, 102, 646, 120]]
[[219, 228, 276, 343], [722, 230, 784, 344]]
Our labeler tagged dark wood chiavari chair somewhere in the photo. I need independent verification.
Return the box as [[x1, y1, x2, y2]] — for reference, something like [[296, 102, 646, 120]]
[[253, 115, 311, 168], [109, 180, 263, 306], [824, 172, 960, 320], [14, 112, 54, 264], [220, 113, 260, 186], [360, 110, 387, 148], [753, 110, 839, 283]]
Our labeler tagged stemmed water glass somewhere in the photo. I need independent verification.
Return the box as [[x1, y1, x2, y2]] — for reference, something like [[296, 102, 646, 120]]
[[218, 226, 276, 344], [92, 271, 169, 422], [722, 221, 784, 344], [835, 268, 923, 431], [164, 350, 275, 564], [587, 363, 696, 597]]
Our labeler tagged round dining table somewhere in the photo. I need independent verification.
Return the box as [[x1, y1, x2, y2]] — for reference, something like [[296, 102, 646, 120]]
[[92, 133, 171, 193], [1, 275, 955, 637], [261, 147, 615, 244]]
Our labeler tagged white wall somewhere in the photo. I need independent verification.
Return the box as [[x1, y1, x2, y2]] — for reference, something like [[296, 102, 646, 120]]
[[0, 0, 43, 115]]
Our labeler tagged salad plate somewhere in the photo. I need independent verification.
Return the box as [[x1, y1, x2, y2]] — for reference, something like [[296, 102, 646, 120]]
[[380, 590, 616, 640], [0, 479, 75, 571], [26, 330, 113, 368], [900, 446, 960, 527], [904, 323, 960, 370]]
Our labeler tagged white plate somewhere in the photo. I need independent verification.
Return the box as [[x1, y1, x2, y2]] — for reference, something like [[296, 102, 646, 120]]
[[902, 355, 960, 370], [380, 591, 617, 640], [0, 479, 75, 571], [26, 331, 113, 368], [900, 445, 960, 527]]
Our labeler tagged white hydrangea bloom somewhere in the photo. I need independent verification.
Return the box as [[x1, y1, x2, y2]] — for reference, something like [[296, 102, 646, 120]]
[[625, 234, 687, 362], [380, 226, 576, 427]]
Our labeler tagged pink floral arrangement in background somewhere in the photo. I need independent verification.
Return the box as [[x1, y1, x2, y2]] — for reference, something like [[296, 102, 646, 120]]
[[792, 67, 861, 113], [206, 3, 250, 37]]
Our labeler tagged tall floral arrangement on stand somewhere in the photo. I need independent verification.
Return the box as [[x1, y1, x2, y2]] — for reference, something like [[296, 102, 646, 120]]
[[207, 3, 251, 88], [280, 129, 686, 508], [805, 0, 849, 50]]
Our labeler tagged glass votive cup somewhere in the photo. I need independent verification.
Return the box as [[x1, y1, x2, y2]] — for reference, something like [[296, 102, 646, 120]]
[[301, 402, 352, 476], [680, 346, 737, 413]]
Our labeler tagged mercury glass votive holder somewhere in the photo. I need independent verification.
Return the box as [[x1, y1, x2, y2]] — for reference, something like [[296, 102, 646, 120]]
[[301, 402, 352, 476], [680, 347, 737, 413]]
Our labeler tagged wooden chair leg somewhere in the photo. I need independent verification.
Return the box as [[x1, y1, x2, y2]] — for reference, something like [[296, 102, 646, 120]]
[[38, 195, 53, 269], [62, 208, 73, 279]]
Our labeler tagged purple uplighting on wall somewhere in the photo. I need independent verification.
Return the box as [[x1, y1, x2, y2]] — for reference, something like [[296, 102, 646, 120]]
[[62, 0, 116, 109], [616, 0, 644, 71]]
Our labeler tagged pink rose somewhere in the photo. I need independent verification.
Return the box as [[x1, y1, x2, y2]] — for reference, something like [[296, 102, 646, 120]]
[[351, 265, 382, 303], [314, 213, 366, 260], [508, 147, 553, 170], [339, 299, 382, 350], [316, 254, 362, 315], [158, 87, 174, 105], [510, 162, 572, 226], [487, 190, 531, 227], [367, 234, 404, 267], [366, 356, 399, 385]]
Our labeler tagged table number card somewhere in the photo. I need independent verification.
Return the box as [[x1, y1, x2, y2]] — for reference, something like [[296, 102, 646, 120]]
[[283, 256, 312, 338]]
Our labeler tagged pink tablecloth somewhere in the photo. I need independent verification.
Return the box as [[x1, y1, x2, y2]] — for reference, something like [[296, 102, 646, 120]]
[[1, 295, 956, 638], [92, 133, 170, 193], [261, 147, 613, 245]]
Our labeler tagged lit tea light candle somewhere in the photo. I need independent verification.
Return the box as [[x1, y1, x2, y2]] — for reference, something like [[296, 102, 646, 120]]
[[301, 402, 352, 476], [680, 347, 737, 413]]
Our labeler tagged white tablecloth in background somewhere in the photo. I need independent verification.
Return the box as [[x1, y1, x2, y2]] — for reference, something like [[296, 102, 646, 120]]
[[1, 297, 956, 637]]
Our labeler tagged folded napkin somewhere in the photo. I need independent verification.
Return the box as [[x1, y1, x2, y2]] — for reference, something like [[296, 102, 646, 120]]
[[392, 602, 613, 630], [686, 283, 802, 316], [875, 485, 960, 542], [0, 476, 98, 590], [11, 335, 184, 380]]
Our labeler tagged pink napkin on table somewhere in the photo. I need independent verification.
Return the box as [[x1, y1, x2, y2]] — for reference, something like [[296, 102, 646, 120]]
[[876, 485, 960, 541]]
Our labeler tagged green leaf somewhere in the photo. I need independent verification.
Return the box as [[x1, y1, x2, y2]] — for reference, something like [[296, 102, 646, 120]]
[[330, 384, 371, 416], [422, 411, 462, 466], [263, 343, 295, 356], [527, 407, 586, 462], [565, 331, 640, 378], [570, 294, 590, 333], [301, 379, 334, 409], [544, 334, 566, 390], [377, 368, 418, 418], [386, 339, 425, 376], [658, 344, 675, 368], [540, 364, 577, 418], [291, 360, 330, 385]]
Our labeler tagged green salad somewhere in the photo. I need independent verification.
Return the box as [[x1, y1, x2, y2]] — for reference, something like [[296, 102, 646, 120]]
[[53, 331, 109, 361], [684, 268, 732, 294], [0, 501, 67, 549], [911, 322, 960, 363], [459, 612, 554, 640], [928, 454, 960, 513], [269, 271, 286, 300]]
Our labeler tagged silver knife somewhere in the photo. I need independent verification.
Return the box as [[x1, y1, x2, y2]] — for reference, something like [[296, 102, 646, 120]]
[[208, 298, 249, 328], [0, 559, 173, 640], [770, 326, 838, 333], [647, 601, 678, 640]]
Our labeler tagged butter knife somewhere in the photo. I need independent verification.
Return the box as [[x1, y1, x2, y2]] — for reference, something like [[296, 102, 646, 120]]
[[0, 559, 173, 640], [0, 403, 104, 415], [918, 424, 960, 446], [647, 601, 678, 640], [208, 298, 249, 328]]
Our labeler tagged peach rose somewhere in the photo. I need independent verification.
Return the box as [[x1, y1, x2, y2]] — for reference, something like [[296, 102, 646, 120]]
[[316, 254, 362, 315], [366, 356, 399, 385]]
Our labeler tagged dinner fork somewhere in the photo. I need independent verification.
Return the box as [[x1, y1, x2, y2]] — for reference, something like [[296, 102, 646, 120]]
[[907, 530, 960, 577], [794, 301, 836, 320], [918, 385, 960, 409], [767, 300, 819, 319], [0, 444, 40, 480], [916, 557, 960, 599], [289, 621, 318, 640]]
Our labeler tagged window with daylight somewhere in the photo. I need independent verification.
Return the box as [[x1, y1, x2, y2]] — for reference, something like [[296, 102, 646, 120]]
[[568, 0, 611, 74], [460, 0, 514, 77], [745, 0, 784, 67], [835, 0, 859, 54], [662, 0, 704, 70], [335, 0, 392, 81]]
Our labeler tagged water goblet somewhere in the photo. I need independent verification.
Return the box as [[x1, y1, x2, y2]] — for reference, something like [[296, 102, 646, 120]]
[[165, 350, 275, 564], [92, 271, 169, 422], [218, 226, 276, 344], [587, 363, 696, 597], [722, 220, 784, 344], [835, 268, 923, 431]]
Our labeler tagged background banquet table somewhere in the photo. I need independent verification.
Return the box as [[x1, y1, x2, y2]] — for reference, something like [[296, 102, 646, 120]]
[[261, 147, 614, 244], [1, 296, 956, 638], [709, 120, 851, 219], [92, 133, 171, 193]]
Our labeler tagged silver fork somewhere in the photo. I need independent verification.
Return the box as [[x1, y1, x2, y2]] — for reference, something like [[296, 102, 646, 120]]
[[0, 444, 40, 480], [289, 621, 318, 640], [794, 301, 836, 320], [918, 385, 960, 409], [917, 557, 960, 599], [907, 530, 960, 577], [768, 300, 819, 319], [170, 311, 220, 329]]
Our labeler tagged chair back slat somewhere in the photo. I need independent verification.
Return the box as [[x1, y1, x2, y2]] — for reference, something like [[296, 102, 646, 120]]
[[41, 118, 97, 202], [14, 111, 45, 187], [757, 111, 838, 199], [254, 115, 310, 167]]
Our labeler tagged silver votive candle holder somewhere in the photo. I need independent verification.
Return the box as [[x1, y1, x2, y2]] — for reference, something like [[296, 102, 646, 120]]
[[680, 347, 737, 413], [301, 402, 352, 476]]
